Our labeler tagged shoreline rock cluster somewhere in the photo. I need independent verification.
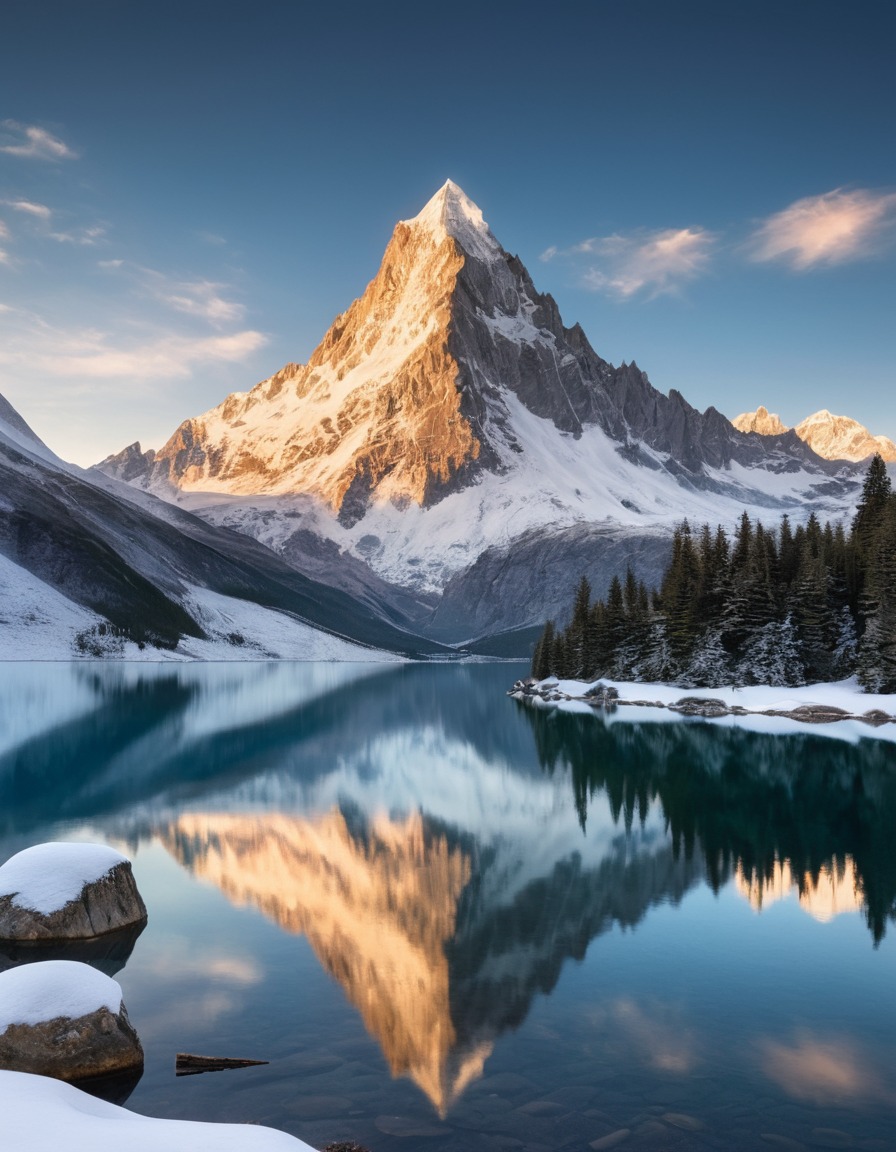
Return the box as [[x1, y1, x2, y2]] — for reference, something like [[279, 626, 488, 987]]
[[509, 679, 896, 728]]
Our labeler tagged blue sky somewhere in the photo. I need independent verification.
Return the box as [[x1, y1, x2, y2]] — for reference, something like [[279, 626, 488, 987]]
[[1, 0, 894, 465]]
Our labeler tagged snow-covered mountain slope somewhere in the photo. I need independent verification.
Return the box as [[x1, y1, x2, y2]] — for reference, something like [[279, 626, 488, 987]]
[[733, 406, 896, 463], [0, 391, 449, 658], [96, 182, 865, 642]]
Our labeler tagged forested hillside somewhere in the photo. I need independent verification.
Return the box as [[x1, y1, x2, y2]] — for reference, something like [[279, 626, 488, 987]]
[[533, 456, 896, 693]]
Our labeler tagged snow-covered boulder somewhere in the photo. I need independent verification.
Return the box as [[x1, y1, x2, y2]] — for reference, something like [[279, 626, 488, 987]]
[[0, 961, 143, 1081], [1, 1069, 319, 1151], [0, 843, 147, 942]]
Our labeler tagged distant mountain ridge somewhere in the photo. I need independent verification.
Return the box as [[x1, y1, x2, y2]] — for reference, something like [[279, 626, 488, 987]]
[[733, 405, 896, 463], [95, 181, 864, 646]]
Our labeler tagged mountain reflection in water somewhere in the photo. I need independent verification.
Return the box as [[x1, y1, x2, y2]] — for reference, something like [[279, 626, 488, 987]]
[[0, 661, 893, 1126]]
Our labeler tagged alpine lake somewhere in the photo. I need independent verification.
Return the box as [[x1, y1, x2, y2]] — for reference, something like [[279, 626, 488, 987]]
[[1, 661, 894, 1152]]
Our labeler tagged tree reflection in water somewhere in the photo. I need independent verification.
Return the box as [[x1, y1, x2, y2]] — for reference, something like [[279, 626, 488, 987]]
[[518, 701, 896, 944]]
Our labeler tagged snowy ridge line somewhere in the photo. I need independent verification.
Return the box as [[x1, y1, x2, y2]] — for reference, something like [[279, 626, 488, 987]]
[[510, 677, 896, 741]]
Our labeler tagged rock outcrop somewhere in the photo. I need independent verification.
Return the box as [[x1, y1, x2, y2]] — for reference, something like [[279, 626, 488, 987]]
[[0, 960, 143, 1081], [0, 843, 147, 942]]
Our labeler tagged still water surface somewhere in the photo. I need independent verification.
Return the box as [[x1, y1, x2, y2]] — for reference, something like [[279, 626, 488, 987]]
[[1, 661, 894, 1151]]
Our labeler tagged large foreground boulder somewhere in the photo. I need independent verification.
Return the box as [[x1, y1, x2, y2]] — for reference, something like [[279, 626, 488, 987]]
[[0, 1069, 318, 1151], [0, 842, 147, 941], [0, 960, 143, 1081]]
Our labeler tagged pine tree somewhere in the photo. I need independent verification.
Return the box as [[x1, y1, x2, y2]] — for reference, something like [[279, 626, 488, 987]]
[[791, 542, 836, 682], [661, 521, 702, 668], [568, 575, 592, 678], [856, 495, 896, 692], [685, 627, 730, 687], [531, 619, 556, 679]]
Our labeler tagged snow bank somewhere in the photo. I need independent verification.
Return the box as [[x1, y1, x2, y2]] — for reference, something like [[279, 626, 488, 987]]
[[517, 677, 896, 743], [0, 1069, 317, 1151], [0, 962, 121, 1031], [0, 843, 128, 915]]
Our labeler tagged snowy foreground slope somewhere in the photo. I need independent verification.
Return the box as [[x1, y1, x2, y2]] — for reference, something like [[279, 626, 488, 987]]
[[97, 181, 865, 644], [0, 1071, 316, 1152]]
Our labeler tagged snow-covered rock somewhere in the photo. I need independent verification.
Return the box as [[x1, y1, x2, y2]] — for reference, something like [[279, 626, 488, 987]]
[[511, 677, 896, 743], [0, 1069, 318, 1151], [0, 961, 142, 1080], [0, 843, 147, 941]]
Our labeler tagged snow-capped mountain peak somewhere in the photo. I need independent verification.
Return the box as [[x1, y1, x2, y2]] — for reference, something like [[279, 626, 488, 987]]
[[405, 179, 501, 263], [794, 409, 896, 463], [733, 405, 896, 463], [94, 184, 864, 638], [731, 405, 788, 437]]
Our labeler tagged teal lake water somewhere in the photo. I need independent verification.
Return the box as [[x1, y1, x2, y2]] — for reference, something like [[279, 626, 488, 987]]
[[1, 661, 894, 1151]]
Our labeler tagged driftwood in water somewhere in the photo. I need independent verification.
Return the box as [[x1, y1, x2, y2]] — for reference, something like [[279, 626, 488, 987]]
[[175, 1052, 269, 1076]]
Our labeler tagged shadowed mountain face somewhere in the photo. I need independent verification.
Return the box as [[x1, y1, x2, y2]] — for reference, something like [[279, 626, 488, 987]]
[[0, 399, 450, 656], [94, 182, 862, 644]]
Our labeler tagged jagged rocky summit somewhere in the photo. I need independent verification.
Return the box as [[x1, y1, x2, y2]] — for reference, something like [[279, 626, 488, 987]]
[[733, 406, 896, 463], [95, 181, 864, 647]]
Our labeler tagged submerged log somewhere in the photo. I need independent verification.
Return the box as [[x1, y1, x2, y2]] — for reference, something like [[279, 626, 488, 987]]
[[175, 1052, 269, 1076]]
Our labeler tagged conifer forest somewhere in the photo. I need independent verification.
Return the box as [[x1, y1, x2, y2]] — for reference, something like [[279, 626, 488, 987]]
[[532, 455, 896, 693]]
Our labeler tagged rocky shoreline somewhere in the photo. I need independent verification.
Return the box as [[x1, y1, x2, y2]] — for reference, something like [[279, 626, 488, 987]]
[[509, 678, 896, 728]]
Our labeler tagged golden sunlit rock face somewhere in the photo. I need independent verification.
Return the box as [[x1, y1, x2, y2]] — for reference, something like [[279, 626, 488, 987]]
[[735, 857, 862, 922], [150, 206, 482, 522], [161, 809, 490, 1114]]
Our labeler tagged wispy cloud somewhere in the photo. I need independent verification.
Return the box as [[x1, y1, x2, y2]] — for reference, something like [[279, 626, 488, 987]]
[[1, 198, 52, 219], [0, 121, 77, 160], [48, 225, 106, 245], [543, 226, 715, 299], [748, 188, 896, 269], [40, 329, 267, 380], [0, 305, 267, 385], [157, 279, 246, 325], [98, 261, 247, 326]]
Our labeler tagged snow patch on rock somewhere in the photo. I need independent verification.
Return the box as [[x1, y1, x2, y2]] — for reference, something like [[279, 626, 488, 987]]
[[0, 843, 128, 916], [0, 961, 122, 1031]]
